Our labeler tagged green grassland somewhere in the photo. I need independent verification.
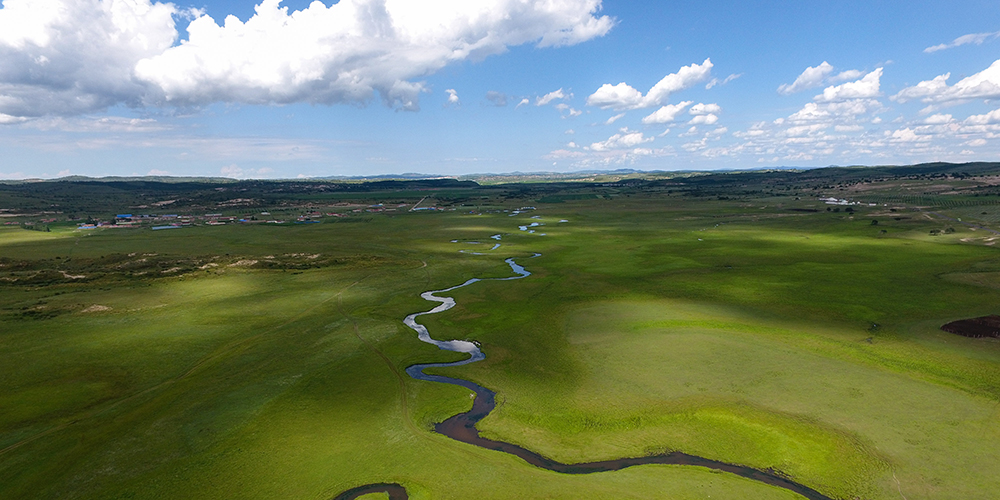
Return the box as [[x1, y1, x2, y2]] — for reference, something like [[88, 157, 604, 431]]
[[2, 171, 1000, 499]]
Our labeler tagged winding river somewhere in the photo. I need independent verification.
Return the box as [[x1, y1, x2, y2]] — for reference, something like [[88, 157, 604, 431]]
[[333, 239, 834, 500]]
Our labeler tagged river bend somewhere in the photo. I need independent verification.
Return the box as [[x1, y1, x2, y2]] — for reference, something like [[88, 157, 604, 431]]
[[334, 249, 833, 500]]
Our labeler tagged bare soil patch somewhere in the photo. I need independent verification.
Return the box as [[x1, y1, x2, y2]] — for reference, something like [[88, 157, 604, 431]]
[[941, 315, 1000, 338]]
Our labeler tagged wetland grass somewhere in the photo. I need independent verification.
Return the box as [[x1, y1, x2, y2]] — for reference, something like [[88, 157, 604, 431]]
[[2, 183, 1000, 499]]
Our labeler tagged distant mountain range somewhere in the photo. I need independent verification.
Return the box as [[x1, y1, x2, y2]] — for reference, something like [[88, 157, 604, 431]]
[[5, 162, 1000, 185]]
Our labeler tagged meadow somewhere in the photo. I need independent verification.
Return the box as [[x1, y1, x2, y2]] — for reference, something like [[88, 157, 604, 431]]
[[2, 168, 1000, 499]]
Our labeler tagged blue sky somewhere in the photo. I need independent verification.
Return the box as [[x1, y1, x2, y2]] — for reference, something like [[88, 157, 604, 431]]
[[2, 0, 1000, 178]]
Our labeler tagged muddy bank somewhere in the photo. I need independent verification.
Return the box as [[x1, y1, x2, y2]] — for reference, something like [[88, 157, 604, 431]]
[[335, 254, 833, 500]]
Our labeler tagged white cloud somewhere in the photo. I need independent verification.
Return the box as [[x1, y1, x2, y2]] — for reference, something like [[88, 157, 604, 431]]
[[779, 63, 871, 97], [682, 137, 708, 152], [553, 102, 581, 117], [0, 113, 28, 124], [0, 0, 180, 118], [814, 68, 883, 102], [446, 89, 460, 105], [586, 59, 712, 110], [893, 59, 1000, 103], [585, 82, 643, 110], [925, 31, 1000, 53], [778, 62, 834, 95], [516, 98, 530, 108], [0, 0, 613, 118], [705, 73, 741, 89], [785, 99, 882, 126], [221, 164, 243, 178], [140, 0, 612, 111], [605, 112, 625, 125], [546, 144, 672, 167], [788, 102, 830, 122], [830, 69, 864, 83], [640, 101, 691, 124], [923, 113, 953, 124], [888, 128, 930, 143], [589, 128, 653, 151], [689, 114, 718, 125], [689, 102, 721, 115], [834, 124, 864, 132], [537, 88, 570, 106], [221, 164, 275, 179], [964, 108, 1000, 125]]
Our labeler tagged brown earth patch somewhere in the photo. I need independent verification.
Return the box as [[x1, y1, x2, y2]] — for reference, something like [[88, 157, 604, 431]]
[[941, 315, 1000, 338]]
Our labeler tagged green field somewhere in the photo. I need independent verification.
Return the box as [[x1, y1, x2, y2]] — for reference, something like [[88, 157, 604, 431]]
[[3, 170, 1000, 499]]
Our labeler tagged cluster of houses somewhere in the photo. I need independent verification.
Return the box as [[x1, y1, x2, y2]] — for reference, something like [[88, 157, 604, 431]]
[[63, 199, 476, 232], [818, 197, 880, 207]]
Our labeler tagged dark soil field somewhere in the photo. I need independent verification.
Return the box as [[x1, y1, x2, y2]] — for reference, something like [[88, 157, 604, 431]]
[[942, 315, 1000, 338]]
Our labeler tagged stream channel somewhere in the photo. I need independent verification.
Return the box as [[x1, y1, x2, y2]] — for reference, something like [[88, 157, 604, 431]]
[[334, 243, 834, 500]]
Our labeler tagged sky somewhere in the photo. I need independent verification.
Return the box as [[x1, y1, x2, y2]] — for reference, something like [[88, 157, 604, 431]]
[[2, 0, 1000, 179]]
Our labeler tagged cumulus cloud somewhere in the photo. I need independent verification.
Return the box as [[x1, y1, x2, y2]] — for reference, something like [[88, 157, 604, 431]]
[[446, 89, 460, 106], [789, 99, 882, 123], [585, 82, 643, 110], [830, 69, 864, 83], [689, 102, 721, 115], [888, 128, 930, 143], [0, 0, 613, 119], [778, 63, 869, 96], [588, 128, 652, 151], [689, 113, 718, 125], [586, 59, 712, 110], [605, 112, 624, 125], [964, 108, 1000, 125], [893, 59, 1000, 103], [778, 62, 834, 95], [923, 113, 953, 124], [640, 101, 691, 124], [925, 31, 1000, 53], [0, 0, 180, 118], [516, 98, 529, 108], [814, 68, 882, 102]]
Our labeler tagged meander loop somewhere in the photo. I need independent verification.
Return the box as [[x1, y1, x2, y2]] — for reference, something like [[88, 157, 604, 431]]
[[334, 255, 834, 500]]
